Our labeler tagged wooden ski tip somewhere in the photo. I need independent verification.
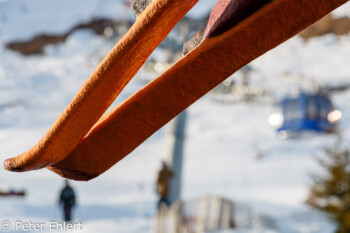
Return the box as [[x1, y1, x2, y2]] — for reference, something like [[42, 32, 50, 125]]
[[3, 159, 20, 171], [48, 0, 349, 181], [4, 151, 49, 171], [3, 0, 199, 173]]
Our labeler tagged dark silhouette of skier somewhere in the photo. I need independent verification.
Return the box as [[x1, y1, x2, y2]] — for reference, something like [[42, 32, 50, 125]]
[[59, 180, 76, 221], [156, 162, 174, 209]]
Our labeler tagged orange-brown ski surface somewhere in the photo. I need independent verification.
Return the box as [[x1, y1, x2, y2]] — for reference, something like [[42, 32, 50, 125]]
[[4, 0, 198, 172], [49, 0, 349, 180]]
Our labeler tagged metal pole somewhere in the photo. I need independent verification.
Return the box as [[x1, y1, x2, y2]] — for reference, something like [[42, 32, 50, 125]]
[[165, 110, 187, 205]]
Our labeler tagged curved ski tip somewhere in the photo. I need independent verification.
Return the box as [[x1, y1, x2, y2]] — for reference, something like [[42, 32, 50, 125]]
[[4, 154, 49, 172], [4, 159, 24, 172]]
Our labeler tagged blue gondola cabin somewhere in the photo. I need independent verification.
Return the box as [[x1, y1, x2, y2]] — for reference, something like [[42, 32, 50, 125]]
[[268, 93, 342, 139]]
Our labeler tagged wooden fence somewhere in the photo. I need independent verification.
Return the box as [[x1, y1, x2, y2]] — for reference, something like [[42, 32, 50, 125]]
[[154, 195, 234, 233]]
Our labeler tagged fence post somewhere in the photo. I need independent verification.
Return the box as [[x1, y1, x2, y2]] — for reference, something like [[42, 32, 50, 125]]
[[196, 196, 208, 233]]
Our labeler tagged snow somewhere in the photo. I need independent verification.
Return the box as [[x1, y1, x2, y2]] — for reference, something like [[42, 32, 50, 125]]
[[0, 1, 350, 233], [0, 0, 216, 43], [333, 1, 350, 18]]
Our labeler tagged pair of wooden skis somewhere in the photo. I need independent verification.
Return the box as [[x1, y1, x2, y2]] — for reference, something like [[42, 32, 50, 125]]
[[4, 0, 348, 180]]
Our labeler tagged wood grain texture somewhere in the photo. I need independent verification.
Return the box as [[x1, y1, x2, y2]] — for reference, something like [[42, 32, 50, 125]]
[[48, 0, 349, 180], [4, 0, 198, 172]]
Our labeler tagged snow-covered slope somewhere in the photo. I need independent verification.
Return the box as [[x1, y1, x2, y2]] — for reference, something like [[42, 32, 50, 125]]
[[0, 0, 216, 43], [0, 1, 350, 233]]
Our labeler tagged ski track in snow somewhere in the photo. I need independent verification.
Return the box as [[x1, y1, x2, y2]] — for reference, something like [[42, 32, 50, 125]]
[[0, 1, 350, 232]]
